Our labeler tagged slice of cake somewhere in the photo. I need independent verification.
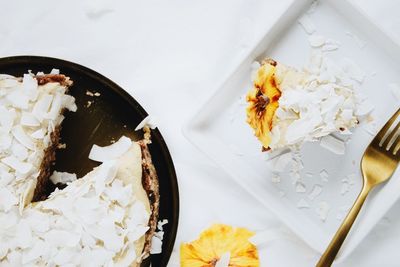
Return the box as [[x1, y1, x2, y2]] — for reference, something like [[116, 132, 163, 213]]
[[0, 71, 161, 266], [246, 58, 359, 151], [0, 135, 160, 266], [0, 70, 76, 212]]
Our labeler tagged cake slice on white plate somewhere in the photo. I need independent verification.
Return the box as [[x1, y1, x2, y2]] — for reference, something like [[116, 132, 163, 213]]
[[246, 57, 361, 152]]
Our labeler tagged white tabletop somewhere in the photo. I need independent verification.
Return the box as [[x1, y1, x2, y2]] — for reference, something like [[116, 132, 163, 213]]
[[1, 0, 399, 266]]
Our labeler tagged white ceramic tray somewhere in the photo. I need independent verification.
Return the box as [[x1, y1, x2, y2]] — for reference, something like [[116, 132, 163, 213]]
[[184, 0, 400, 262]]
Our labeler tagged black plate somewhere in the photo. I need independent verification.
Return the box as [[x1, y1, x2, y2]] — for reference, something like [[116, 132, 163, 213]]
[[0, 56, 179, 267]]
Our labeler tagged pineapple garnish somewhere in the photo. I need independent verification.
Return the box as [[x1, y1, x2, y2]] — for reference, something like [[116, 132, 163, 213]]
[[180, 224, 259, 267], [246, 59, 281, 150]]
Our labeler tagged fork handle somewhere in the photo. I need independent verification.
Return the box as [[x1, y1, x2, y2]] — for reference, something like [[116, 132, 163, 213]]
[[316, 184, 372, 267]]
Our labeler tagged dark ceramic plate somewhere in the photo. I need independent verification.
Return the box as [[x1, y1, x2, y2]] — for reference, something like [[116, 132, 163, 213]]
[[0, 56, 179, 267]]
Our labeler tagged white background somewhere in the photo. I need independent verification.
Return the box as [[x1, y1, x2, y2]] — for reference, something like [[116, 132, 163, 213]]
[[1, 0, 400, 266]]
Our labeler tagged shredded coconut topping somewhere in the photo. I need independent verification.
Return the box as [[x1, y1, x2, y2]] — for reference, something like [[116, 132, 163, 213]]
[[0, 140, 151, 266], [267, 52, 361, 150], [0, 71, 76, 211]]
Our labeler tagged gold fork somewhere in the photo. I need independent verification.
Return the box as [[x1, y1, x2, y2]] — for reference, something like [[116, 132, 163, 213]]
[[316, 108, 400, 267]]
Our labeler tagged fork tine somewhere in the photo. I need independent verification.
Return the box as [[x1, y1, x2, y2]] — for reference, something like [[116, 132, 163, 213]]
[[373, 108, 400, 145], [382, 121, 400, 150], [393, 134, 400, 155]]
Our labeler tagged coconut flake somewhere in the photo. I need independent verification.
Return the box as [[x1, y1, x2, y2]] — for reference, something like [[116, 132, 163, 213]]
[[21, 112, 40, 127], [307, 0, 319, 14], [62, 94, 77, 112], [309, 35, 325, 47], [44, 230, 81, 248], [308, 185, 323, 201], [0, 133, 12, 150], [340, 58, 365, 83], [11, 143, 28, 161], [295, 182, 306, 193], [50, 171, 77, 184], [135, 115, 157, 131], [88, 136, 132, 162], [50, 69, 60, 74], [320, 135, 345, 155], [15, 220, 33, 249], [150, 220, 167, 255], [22, 74, 38, 101], [321, 39, 340, 52], [316, 201, 330, 222], [297, 198, 310, 209], [32, 94, 53, 121], [12, 125, 35, 150], [290, 171, 301, 185], [2, 156, 32, 174], [298, 15, 316, 34], [0, 107, 16, 133], [30, 129, 45, 139], [271, 174, 281, 183], [0, 188, 18, 212], [46, 93, 63, 120], [150, 235, 163, 255], [320, 169, 329, 182], [249, 227, 290, 246], [6, 88, 30, 109], [341, 180, 350, 195]]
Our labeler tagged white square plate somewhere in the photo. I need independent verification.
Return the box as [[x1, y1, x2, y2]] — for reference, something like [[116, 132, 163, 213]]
[[184, 0, 400, 262]]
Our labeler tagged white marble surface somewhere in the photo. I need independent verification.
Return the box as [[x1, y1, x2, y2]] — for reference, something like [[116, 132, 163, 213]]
[[1, 0, 399, 266]]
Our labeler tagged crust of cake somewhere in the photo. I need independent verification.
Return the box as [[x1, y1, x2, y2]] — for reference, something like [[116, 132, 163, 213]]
[[32, 74, 73, 202], [36, 74, 73, 87], [138, 141, 160, 259], [32, 126, 61, 202]]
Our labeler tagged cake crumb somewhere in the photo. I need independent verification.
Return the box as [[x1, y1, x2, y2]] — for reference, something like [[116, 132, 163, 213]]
[[308, 185, 323, 200], [85, 101, 93, 108], [297, 198, 310, 209], [319, 169, 329, 182], [57, 143, 66, 149], [86, 90, 94, 97], [295, 182, 306, 193], [316, 201, 330, 222], [340, 180, 350, 195], [271, 174, 281, 183], [306, 172, 313, 178], [298, 15, 316, 34]]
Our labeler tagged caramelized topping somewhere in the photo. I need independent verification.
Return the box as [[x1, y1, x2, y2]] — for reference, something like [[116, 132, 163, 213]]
[[246, 59, 281, 148]]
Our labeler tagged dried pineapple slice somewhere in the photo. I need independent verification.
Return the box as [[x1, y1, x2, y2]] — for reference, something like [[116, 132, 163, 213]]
[[246, 59, 281, 149], [180, 224, 259, 267]]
